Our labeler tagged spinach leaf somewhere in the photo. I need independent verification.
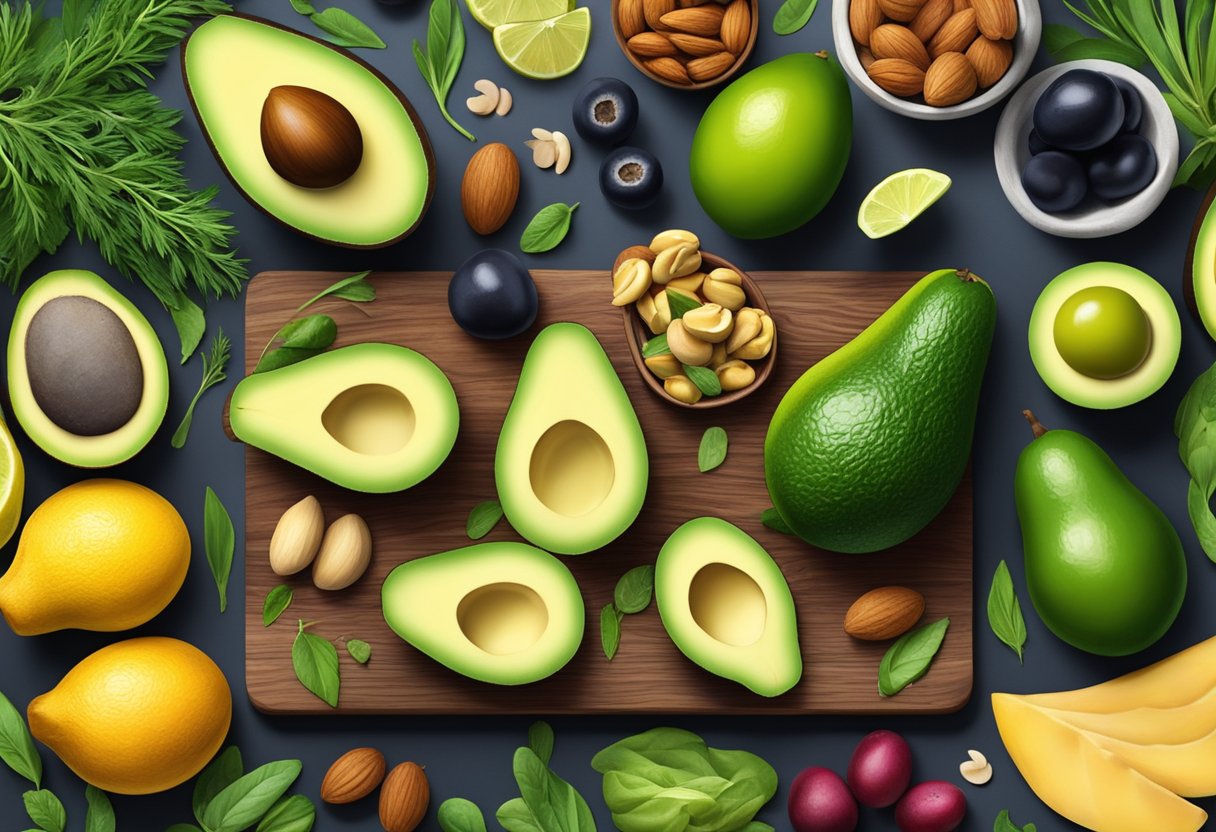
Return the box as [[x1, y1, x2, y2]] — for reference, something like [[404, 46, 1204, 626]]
[[1176, 362, 1216, 562], [0, 689, 42, 787], [520, 203, 579, 253], [601, 603, 623, 660], [698, 427, 728, 472], [878, 617, 950, 696], [497, 727, 595, 831], [292, 621, 340, 707], [169, 293, 207, 364], [467, 500, 505, 540], [255, 794, 316, 832], [201, 760, 303, 832], [528, 721, 555, 766], [440, 798, 489, 832], [263, 585, 294, 628], [204, 487, 235, 613], [773, 0, 818, 35], [254, 314, 338, 374], [309, 7, 385, 48], [994, 809, 1037, 832], [194, 746, 243, 826], [613, 565, 655, 614], [298, 271, 374, 311], [683, 364, 722, 397], [24, 789, 66, 832], [760, 507, 794, 535], [84, 786, 115, 832], [497, 797, 544, 832], [346, 639, 372, 664], [413, 0, 475, 140], [642, 333, 670, 358], [987, 560, 1027, 662]]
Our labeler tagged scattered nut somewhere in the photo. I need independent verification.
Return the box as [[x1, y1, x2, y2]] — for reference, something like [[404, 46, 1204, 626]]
[[725, 307, 763, 353], [665, 271, 705, 295], [688, 52, 736, 82], [629, 31, 679, 57], [844, 586, 926, 640], [495, 87, 513, 116], [871, 24, 930, 71], [667, 319, 714, 366], [923, 51, 977, 107], [379, 762, 430, 832], [614, 245, 657, 274], [664, 374, 703, 404], [702, 267, 746, 310], [660, 5, 725, 36], [465, 79, 499, 115], [525, 138, 556, 169], [959, 749, 993, 785], [850, 0, 885, 45], [965, 36, 1012, 87], [612, 258, 653, 306], [652, 242, 702, 283], [531, 127, 554, 142], [312, 513, 373, 591], [682, 303, 734, 343], [650, 228, 700, 252], [730, 311, 774, 360], [321, 747, 386, 804], [645, 352, 682, 378], [553, 130, 572, 175], [867, 58, 926, 96], [716, 359, 755, 391], [269, 495, 325, 576], [461, 142, 520, 235]]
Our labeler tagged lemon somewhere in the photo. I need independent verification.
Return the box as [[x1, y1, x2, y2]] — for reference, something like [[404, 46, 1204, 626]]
[[0, 479, 189, 635], [0, 408, 24, 549], [467, 0, 572, 30], [493, 7, 591, 80], [28, 637, 231, 795], [857, 168, 952, 239]]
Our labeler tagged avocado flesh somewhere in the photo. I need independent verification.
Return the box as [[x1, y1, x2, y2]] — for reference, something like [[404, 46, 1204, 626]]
[[229, 343, 458, 493], [1015, 421, 1186, 657], [764, 269, 995, 554], [1191, 191, 1216, 342], [656, 517, 801, 697], [7, 270, 168, 468], [1029, 263, 1180, 410], [495, 323, 648, 555], [381, 542, 585, 685], [183, 15, 434, 248]]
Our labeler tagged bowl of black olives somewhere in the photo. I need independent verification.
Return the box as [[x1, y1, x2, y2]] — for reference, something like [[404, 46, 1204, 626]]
[[993, 60, 1178, 238]]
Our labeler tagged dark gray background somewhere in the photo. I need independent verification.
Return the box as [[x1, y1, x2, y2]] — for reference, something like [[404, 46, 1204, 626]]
[[2, 0, 1214, 829]]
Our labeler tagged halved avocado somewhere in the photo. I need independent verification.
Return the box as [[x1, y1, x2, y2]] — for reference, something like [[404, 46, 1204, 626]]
[[182, 14, 435, 248], [228, 343, 458, 493], [1186, 182, 1216, 341], [495, 323, 648, 555], [656, 517, 801, 697], [7, 270, 168, 468], [381, 542, 585, 685], [1029, 263, 1180, 410]]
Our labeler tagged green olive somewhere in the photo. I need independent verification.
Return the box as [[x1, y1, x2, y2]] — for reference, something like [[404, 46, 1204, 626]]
[[1053, 286, 1151, 379]]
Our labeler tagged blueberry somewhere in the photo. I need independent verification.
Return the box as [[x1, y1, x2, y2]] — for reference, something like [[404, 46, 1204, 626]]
[[1021, 151, 1088, 213], [1087, 134, 1157, 201], [1033, 69, 1124, 151], [572, 77, 638, 146], [1028, 129, 1053, 155], [1108, 75, 1143, 134], [448, 249, 537, 340], [600, 147, 663, 210]]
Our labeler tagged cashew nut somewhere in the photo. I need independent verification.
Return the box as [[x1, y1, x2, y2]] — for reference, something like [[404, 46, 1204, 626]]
[[703, 267, 747, 311], [730, 312, 775, 360], [716, 359, 756, 391], [664, 374, 703, 404], [652, 242, 702, 284], [466, 79, 500, 115], [612, 258, 652, 306], [650, 229, 700, 253], [553, 131, 572, 175], [667, 319, 713, 366], [682, 303, 733, 343], [725, 307, 763, 354]]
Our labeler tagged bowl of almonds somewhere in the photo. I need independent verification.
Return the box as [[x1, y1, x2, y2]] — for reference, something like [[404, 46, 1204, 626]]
[[831, 0, 1040, 119], [612, 0, 759, 90], [610, 230, 776, 408]]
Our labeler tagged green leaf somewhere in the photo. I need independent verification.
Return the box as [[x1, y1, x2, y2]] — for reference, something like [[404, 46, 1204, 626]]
[[760, 507, 794, 535], [467, 500, 505, 540], [263, 585, 294, 627], [292, 621, 340, 707], [0, 690, 42, 787], [520, 203, 579, 253], [84, 786, 115, 832], [194, 746, 243, 826], [497, 797, 544, 832], [1043, 22, 1086, 54], [683, 364, 722, 397], [601, 603, 623, 660], [309, 7, 386, 48], [773, 0, 818, 35], [172, 328, 232, 449], [204, 487, 235, 613], [254, 347, 328, 375], [439, 798, 489, 832], [414, 0, 475, 140], [289, 0, 318, 14], [509, 745, 596, 832], [994, 808, 1037, 832], [201, 760, 303, 832], [60, 0, 97, 39], [697, 426, 728, 472], [1050, 35, 1146, 65], [24, 789, 66, 832], [255, 794, 316, 832], [879, 617, 950, 696], [254, 315, 337, 373], [613, 565, 655, 614], [642, 333, 670, 358], [528, 722, 555, 766], [666, 289, 702, 319], [1187, 478, 1216, 561], [298, 271, 374, 311], [987, 560, 1027, 662], [169, 294, 207, 365], [346, 639, 372, 664]]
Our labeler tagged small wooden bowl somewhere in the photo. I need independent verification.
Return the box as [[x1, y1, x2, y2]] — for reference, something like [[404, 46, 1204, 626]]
[[610, 0, 759, 92], [622, 251, 775, 409]]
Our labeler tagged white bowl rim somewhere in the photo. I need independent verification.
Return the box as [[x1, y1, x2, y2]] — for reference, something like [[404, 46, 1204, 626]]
[[992, 59, 1180, 239], [831, 0, 1042, 120]]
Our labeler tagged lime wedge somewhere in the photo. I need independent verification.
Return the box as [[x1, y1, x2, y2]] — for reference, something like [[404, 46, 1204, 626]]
[[858, 168, 952, 239], [467, 0, 573, 30], [493, 7, 591, 80]]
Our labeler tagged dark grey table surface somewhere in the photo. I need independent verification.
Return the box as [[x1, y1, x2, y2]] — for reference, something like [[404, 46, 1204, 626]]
[[2, 0, 1215, 829]]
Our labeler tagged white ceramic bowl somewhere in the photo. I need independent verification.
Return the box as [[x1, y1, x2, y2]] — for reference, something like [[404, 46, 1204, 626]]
[[993, 60, 1179, 238], [831, 0, 1041, 120]]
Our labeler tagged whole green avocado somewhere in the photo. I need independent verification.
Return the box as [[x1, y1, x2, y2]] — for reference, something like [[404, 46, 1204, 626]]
[[690, 52, 852, 239], [1015, 412, 1186, 657], [765, 269, 995, 553]]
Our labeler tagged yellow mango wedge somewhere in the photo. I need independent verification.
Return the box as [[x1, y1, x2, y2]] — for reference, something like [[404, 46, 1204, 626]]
[[1037, 691, 1216, 746]]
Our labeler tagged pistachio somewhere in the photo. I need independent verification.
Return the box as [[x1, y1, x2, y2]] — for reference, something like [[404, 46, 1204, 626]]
[[312, 513, 373, 591], [648, 289, 674, 334], [645, 352, 681, 378], [664, 374, 703, 404], [702, 267, 747, 311], [667, 319, 714, 366], [716, 359, 755, 391], [269, 495, 325, 576], [710, 341, 728, 368], [725, 307, 763, 353], [650, 228, 700, 253], [682, 302, 733, 343], [612, 258, 652, 306], [730, 311, 775, 360], [652, 242, 702, 284], [666, 271, 705, 295]]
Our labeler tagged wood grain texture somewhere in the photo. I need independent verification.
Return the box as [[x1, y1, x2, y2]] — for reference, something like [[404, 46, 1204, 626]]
[[243, 269, 973, 715]]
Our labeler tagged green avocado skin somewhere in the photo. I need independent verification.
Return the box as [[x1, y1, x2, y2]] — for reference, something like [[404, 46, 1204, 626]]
[[1015, 428, 1186, 657], [764, 270, 995, 553]]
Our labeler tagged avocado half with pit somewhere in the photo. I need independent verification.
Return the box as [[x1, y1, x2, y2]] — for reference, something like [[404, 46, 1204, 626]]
[[182, 14, 435, 248], [1186, 182, 1216, 341], [382, 542, 585, 686], [228, 343, 458, 493], [7, 270, 168, 468], [1028, 263, 1180, 410]]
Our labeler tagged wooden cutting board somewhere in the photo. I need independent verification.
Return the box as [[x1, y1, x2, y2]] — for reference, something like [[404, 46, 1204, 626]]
[[242, 269, 973, 715]]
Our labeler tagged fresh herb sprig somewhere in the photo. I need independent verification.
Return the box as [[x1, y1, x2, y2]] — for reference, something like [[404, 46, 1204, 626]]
[[204, 487, 235, 614], [0, 689, 42, 787], [987, 560, 1028, 662], [262, 585, 293, 627], [413, 0, 475, 141], [293, 620, 340, 708], [439, 798, 489, 832], [289, 0, 385, 48], [172, 329, 232, 449], [175, 746, 314, 832], [254, 271, 374, 373]]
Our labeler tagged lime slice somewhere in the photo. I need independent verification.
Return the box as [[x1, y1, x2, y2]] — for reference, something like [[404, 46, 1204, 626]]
[[0, 412, 25, 549], [493, 7, 591, 80], [466, 0, 572, 31], [858, 168, 952, 239]]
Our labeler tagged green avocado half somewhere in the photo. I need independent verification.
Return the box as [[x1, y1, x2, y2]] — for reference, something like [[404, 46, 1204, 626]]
[[382, 542, 585, 685], [182, 14, 435, 248], [1029, 263, 1180, 410], [656, 517, 801, 697], [7, 270, 168, 468], [1187, 184, 1216, 341], [228, 343, 459, 493]]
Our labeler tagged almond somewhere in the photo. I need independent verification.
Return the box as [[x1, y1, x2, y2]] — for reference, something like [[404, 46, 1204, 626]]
[[867, 57, 925, 96], [628, 31, 678, 57], [972, 0, 1016, 39], [849, 0, 885, 45], [953, 0, 971, 11], [844, 586, 926, 641], [966, 35, 1012, 87], [924, 51, 978, 105], [644, 0, 676, 29], [927, 8, 977, 58], [878, 0, 927, 23], [268, 495, 324, 576], [668, 32, 726, 55], [858, 45, 877, 69], [720, 0, 751, 53], [379, 762, 429, 832], [460, 142, 519, 235], [321, 747, 386, 805], [659, 4, 725, 35], [618, 0, 648, 37], [312, 513, 373, 591], [909, 0, 953, 41], [645, 56, 692, 84], [687, 51, 736, 81], [614, 245, 658, 273], [870, 24, 930, 70]]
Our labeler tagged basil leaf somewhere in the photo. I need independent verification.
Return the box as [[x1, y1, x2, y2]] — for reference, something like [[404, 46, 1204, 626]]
[[878, 617, 950, 696], [520, 203, 578, 254], [773, 0, 818, 35], [309, 7, 386, 48], [987, 560, 1027, 662], [467, 500, 504, 540], [194, 746, 243, 825], [255, 794, 316, 832], [698, 426, 728, 472], [528, 721, 555, 766], [613, 565, 654, 614], [760, 507, 794, 535], [684, 364, 722, 397], [346, 639, 372, 664], [1050, 35, 1145, 65], [496, 797, 543, 832], [0, 690, 42, 787], [439, 798, 488, 832], [168, 292, 206, 364], [289, 0, 317, 14], [642, 333, 670, 358], [292, 621, 340, 707], [263, 585, 294, 628], [84, 786, 115, 832], [201, 760, 303, 832], [298, 271, 374, 311], [204, 487, 234, 614], [666, 289, 701, 319], [254, 315, 338, 373], [24, 790, 65, 832], [601, 603, 623, 660], [994, 809, 1037, 832]]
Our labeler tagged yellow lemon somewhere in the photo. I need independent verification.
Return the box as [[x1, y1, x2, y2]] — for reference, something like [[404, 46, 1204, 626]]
[[0, 407, 25, 548], [28, 637, 232, 795], [0, 478, 188, 635]]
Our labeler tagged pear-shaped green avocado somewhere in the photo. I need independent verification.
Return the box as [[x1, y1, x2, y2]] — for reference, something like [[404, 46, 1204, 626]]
[[764, 269, 995, 553], [1015, 412, 1186, 657]]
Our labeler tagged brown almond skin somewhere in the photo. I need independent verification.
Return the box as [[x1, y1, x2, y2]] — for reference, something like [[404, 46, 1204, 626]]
[[628, 31, 678, 57], [720, 0, 751, 54], [687, 51, 736, 81], [659, 5, 725, 35], [844, 587, 926, 640], [460, 143, 520, 235], [321, 747, 386, 805], [614, 246, 658, 274], [924, 51, 978, 105], [867, 58, 926, 96], [909, 0, 953, 41], [966, 35, 1013, 87], [927, 8, 978, 58], [380, 762, 430, 832], [870, 24, 931, 71], [261, 85, 363, 189], [953, 0, 971, 11], [878, 0, 928, 23], [972, 0, 1017, 39], [669, 33, 728, 55], [618, 0, 648, 37], [644, 0, 677, 29], [645, 56, 692, 84], [849, 0, 885, 45]]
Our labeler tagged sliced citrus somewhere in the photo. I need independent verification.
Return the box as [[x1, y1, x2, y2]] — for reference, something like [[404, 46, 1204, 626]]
[[466, 0, 572, 29], [857, 168, 952, 239], [492, 7, 591, 80]]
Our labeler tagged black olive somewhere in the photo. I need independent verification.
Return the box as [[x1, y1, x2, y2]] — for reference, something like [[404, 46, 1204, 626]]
[[448, 249, 538, 340], [1021, 150, 1088, 213], [1088, 134, 1157, 201], [1032, 69, 1124, 151]]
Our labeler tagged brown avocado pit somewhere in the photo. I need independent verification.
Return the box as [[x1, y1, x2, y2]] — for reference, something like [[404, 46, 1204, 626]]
[[260, 84, 363, 189], [24, 296, 143, 436]]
